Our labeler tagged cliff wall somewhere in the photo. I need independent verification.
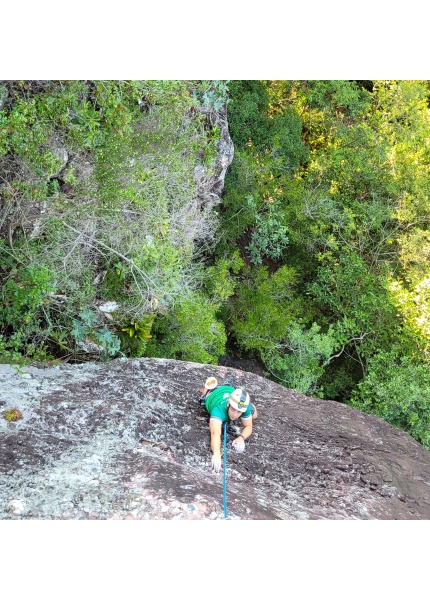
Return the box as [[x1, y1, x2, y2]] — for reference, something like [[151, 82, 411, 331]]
[[2, 358, 430, 520]]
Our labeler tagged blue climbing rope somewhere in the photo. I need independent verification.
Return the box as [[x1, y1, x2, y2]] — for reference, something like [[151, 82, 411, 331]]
[[223, 421, 228, 519]]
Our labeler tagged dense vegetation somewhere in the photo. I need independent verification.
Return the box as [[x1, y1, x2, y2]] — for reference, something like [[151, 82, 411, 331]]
[[219, 80, 430, 449], [0, 80, 228, 365], [1, 80, 430, 449]]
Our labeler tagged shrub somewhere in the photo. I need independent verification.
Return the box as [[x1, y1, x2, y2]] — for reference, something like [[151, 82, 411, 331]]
[[70, 308, 121, 357], [262, 322, 339, 395], [119, 315, 155, 358], [245, 194, 289, 265], [349, 351, 430, 449], [227, 265, 308, 354], [227, 81, 272, 151], [146, 291, 226, 364], [0, 80, 223, 362]]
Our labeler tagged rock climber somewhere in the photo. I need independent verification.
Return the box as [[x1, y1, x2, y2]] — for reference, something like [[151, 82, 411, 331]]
[[199, 377, 258, 473]]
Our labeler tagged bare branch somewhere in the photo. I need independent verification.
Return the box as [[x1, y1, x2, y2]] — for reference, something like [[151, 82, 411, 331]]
[[323, 332, 369, 366]]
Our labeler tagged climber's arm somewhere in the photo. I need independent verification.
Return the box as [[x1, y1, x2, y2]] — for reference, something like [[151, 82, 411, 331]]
[[240, 416, 253, 439], [232, 416, 253, 452], [209, 418, 223, 472]]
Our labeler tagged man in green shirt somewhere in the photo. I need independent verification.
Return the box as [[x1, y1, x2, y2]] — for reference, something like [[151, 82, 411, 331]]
[[200, 378, 258, 473]]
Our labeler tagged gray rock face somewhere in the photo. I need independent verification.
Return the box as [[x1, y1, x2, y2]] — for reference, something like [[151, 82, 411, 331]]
[[1, 358, 430, 520], [62, 151, 94, 183], [44, 135, 68, 179], [0, 83, 8, 110], [204, 105, 234, 197], [196, 104, 234, 206]]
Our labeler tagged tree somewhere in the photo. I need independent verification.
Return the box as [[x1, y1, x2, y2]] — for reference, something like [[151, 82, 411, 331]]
[[350, 351, 430, 449]]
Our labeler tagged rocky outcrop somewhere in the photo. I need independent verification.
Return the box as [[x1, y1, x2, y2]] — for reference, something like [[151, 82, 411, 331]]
[[194, 104, 234, 218], [200, 104, 234, 197], [1, 358, 430, 520], [0, 83, 8, 110]]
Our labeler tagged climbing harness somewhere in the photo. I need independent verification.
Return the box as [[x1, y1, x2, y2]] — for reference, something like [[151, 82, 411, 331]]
[[223, 420, 228, 519]]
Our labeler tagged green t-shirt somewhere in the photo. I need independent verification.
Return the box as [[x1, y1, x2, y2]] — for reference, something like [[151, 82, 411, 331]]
[[205, 385, 252, 422]]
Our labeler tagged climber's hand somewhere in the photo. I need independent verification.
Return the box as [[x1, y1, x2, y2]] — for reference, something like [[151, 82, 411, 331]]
[[211, 452, 222, 473], [232, 436, 245, 452]]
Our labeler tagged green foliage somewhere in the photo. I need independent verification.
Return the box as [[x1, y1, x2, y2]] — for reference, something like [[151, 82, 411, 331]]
[[201, 125, 221, 166], [0, 260, 56, 362], [0, 264, 55, 331], [227, 80, 309, 169], [245, 194, 289, 265], [350, 352, 430, 449], [219, 80, 309, 259], [3, 79, 430, 450], [0, 334, 25, 364], [220, 79, 430, 422], [304, 80, 371, 117], [119, 315, 155, 358], [121, 316, 154, 341], [202, 250, 245, 303], [227, 265, 307, 354], [226, 260, 340, 395], [147, 291, 226, 364], [262, 322, 339, 395], [215, 150, 265, 247], [192, 80, 231, 111], [318, 358, 363, 402], [388, 276, 430, 359], [0, 80, 222, 362], [227, 80, 272, 151], [70, 308, 121, 357], [306, 251, 408, 373]]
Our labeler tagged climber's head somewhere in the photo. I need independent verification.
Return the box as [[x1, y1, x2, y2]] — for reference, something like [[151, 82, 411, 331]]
[[227, 388, 250, 420]]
